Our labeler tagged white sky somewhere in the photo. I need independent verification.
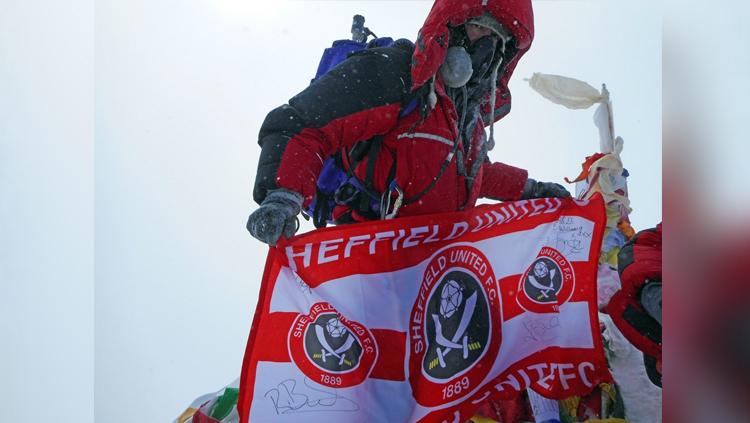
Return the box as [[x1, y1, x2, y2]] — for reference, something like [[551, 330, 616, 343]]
[[1, 1, 660, 422]]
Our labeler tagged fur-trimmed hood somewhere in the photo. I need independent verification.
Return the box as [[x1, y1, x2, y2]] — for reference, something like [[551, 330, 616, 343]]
[[411, 0, 534, 123]]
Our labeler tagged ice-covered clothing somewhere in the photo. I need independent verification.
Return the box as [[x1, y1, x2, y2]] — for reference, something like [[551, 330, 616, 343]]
[[253, 0, 535, 220], [608, 224, 662, 358], [410, 0, 533, 116], [607, 224, 662, 387]]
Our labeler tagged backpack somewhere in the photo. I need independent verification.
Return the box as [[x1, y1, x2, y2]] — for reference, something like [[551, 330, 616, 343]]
[[305, 20, 420, 228]]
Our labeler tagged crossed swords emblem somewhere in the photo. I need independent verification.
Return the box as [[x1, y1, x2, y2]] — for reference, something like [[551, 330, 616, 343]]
[[527, 267, 557, 299], [430, 291, 478, 369], [314, 324, 356, 366]]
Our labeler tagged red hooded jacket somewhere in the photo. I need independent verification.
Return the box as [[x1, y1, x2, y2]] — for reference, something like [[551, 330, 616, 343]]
[[253, 0, 534, 220]]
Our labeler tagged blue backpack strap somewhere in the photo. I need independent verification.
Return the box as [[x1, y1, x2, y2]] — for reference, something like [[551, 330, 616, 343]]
[[308, 154, 349, 228], [400, 98, 419, 117]]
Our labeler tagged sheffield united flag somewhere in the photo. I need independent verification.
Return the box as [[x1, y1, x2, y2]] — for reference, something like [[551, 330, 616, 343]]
[[238, 196, 610, 423]]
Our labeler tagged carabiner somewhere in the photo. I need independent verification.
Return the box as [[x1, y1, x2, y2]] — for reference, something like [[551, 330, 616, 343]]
[[381, 181, 404, 220]]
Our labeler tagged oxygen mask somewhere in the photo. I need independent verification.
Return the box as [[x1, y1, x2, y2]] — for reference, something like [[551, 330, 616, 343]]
[[440, 21, 506, 89], [466, 34, 498, 82]]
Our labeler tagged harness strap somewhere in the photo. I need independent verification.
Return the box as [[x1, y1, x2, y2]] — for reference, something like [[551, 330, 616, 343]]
[[312, 186, 331, 228], [365, 135, 383, 193]]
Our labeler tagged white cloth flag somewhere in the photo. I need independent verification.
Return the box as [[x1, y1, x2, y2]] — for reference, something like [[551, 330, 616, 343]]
[[528, 72, 620, 154], [528, 73, 605, 110], [238, 197, 611, 423]]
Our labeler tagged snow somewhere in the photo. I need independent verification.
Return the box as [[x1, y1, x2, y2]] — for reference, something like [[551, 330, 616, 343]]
[[600, 313, 662, 423]]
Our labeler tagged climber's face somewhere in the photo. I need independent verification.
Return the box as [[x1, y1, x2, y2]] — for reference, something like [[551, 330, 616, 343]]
[[440, 20, 505, 89], [465, 23, 495, 43]]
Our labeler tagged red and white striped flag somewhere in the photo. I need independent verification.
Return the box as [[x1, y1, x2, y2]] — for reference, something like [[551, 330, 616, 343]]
[[238, 196, 610, 423]]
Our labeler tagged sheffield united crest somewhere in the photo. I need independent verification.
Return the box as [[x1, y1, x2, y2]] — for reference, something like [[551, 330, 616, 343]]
[[288, 302, 377, 388], [423, 271, 489, 378], [517, 247, 575, 313], [409, 245, 502, 407]]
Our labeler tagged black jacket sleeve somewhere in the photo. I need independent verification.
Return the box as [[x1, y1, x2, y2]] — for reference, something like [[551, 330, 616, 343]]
[[252, 43, 415, 205]]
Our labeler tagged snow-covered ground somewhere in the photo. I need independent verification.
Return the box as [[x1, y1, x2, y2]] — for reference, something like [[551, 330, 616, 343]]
[[601, 313, 662, 423]]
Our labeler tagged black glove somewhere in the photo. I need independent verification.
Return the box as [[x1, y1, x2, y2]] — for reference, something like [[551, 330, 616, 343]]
[[520, 178, 571, 200], [246, 189, 303, 245]]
